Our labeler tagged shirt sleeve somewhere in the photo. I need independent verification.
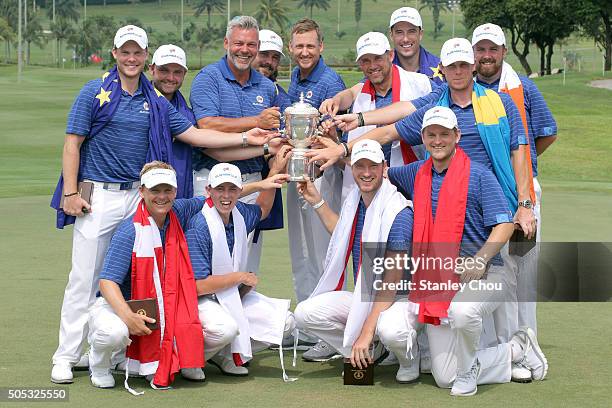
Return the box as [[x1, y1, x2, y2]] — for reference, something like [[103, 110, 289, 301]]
[[386, 207, 414, 252], [478, 166, 513, 227], [172, 197, 205, 228], [395, 105, 429, 146], [411, 85, 443, 109], [99, 219, 135, 286], [65, 80, 100, 137], [186, 214, 212, 280], [388, 162, 421, 198], [323, 73, 346, 100], [238, 202, 263, 234], [523, 77, 557, 138], [500, 93, 526, 149], [165, 98, 194, 136], [189, 68, 221, 121]]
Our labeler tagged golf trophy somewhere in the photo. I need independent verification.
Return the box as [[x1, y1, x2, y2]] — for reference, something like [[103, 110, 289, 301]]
[[282, 93, 321, 182]]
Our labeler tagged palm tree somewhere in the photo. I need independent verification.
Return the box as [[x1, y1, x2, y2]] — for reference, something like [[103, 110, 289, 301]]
[[192, 24, 223, 67], [255, 0, 289, 33], [50, 17, 74, 67], [0, 17, 15, 63], [418, 0, 450, 39], [23, 12, 45, 65], [296, 0, 331, 19], [45, 0, 80, 23], [192, 0, 226, 27]]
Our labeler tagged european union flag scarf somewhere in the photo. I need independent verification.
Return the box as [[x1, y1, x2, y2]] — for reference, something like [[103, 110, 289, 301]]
[[51, 66, 174, 228], [169, 90, 195, 199], [436, 82, 518, 212]]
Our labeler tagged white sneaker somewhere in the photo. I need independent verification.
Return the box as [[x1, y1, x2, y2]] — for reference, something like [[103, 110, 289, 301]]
[[511, 327, 548, 380], [396, 361, 420, 384], [181, 368, 205, 382], [209, 355, 249, 376], [450, 360, 480, 397], [51, 364, 73, 384], [74, 352, 89, 371], [302, 340, 342, 362], [370, 341, 389, 365], [111, 360, 144, 378], [90, 371, 115, 388], [511, 361, 532, 383]]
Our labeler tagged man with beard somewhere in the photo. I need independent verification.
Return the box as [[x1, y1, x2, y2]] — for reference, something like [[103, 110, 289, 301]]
[[471, 23, 557, 382], [252, 29, 291, 112], [189, 16, 281, 274], [49, 24, 273, 384], [319, 32, 431, 199], [149, 44, 196, 199], [389, 7, 443, 85], [286, 18, 347, 361]]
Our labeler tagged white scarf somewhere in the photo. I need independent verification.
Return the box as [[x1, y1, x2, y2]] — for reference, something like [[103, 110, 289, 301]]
[[311, 179, 410, 355], [343, 68, 431, 201], [202, 202, 294, 380], [498, 61, 522, 92]]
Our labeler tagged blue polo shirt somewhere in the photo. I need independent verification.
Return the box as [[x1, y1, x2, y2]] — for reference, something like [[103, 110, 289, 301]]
[[66, 79, 193, 183], [350, 199, 413, 280], [98, 197, 206, 300], [396, 84, 526, 173], [186, 202, 262, 280], [388, 161, 512, 265], [189, 56, 278, 174], [393, 46, 443, 86], [274, 82, 292, 113], [288, 57, 346, 108], [476, 75, 557, 177]]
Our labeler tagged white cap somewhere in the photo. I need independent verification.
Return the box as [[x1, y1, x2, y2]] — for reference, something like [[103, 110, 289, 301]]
[[421, 106, 458, 131], [141, 168, 177, 189], [471, 23, 506, 46], [208, 163, 243, 188], [351, 139, 385, 165], [152, 44, 188, 70], [355, 32, 391, 61], [440, 38, 474, 66], [389, 7, 423, 29], [259, 29, 284, 55], [114, 25, 148, 49]]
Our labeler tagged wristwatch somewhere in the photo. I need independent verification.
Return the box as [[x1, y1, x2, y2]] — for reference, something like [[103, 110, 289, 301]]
[[518, 199, 533, 209]]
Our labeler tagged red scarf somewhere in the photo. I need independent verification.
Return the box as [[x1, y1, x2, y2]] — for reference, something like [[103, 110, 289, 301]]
[[409, 148, 470, 324], [128, 200, 204, 386], [361, 64, 418, 164]]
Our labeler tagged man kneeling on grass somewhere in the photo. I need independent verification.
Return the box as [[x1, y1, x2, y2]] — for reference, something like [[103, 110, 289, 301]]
[[186, 151, 298, 381]]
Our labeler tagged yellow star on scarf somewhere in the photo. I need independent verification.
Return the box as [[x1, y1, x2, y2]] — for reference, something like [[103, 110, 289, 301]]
[[431, 66, 443, 80], [95, 87, 112, 107], [102, 71, 110, 80], [154, 87, 163, 97]]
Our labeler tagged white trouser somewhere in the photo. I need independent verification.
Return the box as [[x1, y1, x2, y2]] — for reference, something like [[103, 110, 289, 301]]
[[378, 266, 513, 388], [287, 166, 343, 303], [210, 296, 297, 361], [53, 183, 140, 365], [516, 177, 542, 333], [294, 291, 354, 357], [193, 168, 264, 274]]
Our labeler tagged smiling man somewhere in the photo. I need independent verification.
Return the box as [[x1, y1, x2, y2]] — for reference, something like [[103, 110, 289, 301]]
[[252, 29, 291, 112], [149, 44, 196, 199], [389, 7, 442, 85], [185, 161, 295, 379], [294, 139, 414, 382], [378, 107, 547, 396], [49, 24, 274, 385]]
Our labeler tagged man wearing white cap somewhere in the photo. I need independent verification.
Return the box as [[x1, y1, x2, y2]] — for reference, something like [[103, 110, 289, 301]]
[[185, 159, 296, 379], [253, 29, 291, 112], [389, 7, 443, 84], [87, 161, 207, 389], [471, 23, 557, 343], [319, 32, 431, 199], [49, 24, 274, 384], [379, 106, 547, 396], [294, 140, 414, 381], [150, 44, 196, 200]]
